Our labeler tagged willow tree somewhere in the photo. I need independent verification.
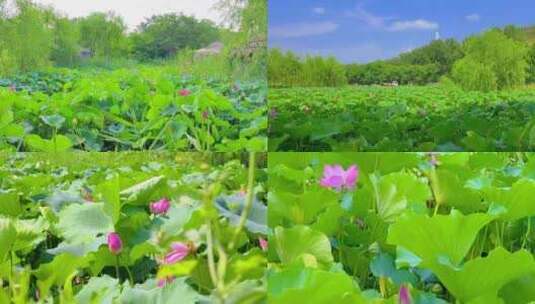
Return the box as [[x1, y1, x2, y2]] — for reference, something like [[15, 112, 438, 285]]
[[77, 12, 128, 62], [0, 0, 54, 73], [214, 0, 267, 79], [452, 29, 528, 91]]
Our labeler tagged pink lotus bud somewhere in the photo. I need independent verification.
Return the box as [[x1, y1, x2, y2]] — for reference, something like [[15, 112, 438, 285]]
[[320, 164, 359, 191], [107, 232, 123, 255], [259, 237, 268, 251], [150, 198, 170, 215], [163, 242, 190, 265], [399, 285, 411, 304], [202, 110, 209, 119], [178, 89, 191, 96]]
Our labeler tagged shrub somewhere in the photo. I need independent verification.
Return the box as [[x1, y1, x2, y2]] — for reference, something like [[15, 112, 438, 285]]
[[131, 13, 220, 61], [346, 62, 439, 85], [528, 45, 535, 84], [268, 49, 347, 87], [452, 29, 528, 90], [451, 56, 497, 91]]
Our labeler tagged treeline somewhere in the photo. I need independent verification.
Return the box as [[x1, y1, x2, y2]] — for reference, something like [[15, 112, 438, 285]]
[[269, 25, 535, 91], [346, 38, 463, 85], [0, 0, 219, 73], [268, 49, 346, 87], [0, 0, 266, 78]]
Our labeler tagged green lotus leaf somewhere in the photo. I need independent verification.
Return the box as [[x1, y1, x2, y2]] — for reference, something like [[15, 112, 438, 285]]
[[434, 248, 535, 302], [387, 211, 494, 268], [370, 171, 431, 223], [273, 225, 333, 267], [55, 203, 114, 247], [268, 267, 366, 304], [75, 275, 120, 304], [0, 217, 16, 263], [34, 253, 85, 299]]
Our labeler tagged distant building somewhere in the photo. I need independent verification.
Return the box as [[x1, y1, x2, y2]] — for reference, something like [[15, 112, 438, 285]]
[[79, 48, 92, 59], [194, 42, 224, 59], [434, 31, 441, 40]]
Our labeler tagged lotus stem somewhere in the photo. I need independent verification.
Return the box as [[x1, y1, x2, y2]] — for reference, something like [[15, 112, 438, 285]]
[[229, 152, 256, 250], [115, 255, 120, 281]]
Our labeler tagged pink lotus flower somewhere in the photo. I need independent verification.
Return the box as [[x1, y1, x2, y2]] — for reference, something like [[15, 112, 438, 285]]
[[163, 242, 190, 265], [150, 198, 170, 215], [320, 164, 359, 191], [399, 285, 411, 304], [9, 85, 16, 92], [178, 89, 191, 96], [157, 276, 175, 288], [259, 237, 268, 251], [107, 232, 123, 255], [202, 110, 209, 120]]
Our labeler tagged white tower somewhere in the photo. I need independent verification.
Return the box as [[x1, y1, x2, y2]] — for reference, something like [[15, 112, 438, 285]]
[[434, 31, 441, 40]]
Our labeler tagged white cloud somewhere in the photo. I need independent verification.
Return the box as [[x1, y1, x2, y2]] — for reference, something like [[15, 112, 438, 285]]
[[270, 22, 339, 38], [347, 5, 438, 32], [34, 0, 222, 30], [465, 13, 480, 22], [387, 19, 439, 32], [347, 5, 386, 28], [312, 7, 325, 15]]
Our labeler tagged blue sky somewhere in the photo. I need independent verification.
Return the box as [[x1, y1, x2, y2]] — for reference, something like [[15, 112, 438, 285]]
[[269, 0, 535, 63]]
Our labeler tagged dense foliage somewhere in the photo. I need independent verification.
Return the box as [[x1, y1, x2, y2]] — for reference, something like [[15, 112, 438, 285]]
[[77, 12, 130, 62], [0, 152, 267, 303], [451, 29, 529, 91], [527, 45, 535, 83], [268, 152, 535, 303], [396, 39, 464, 75], [268, 25, 534, 90], [269, 85, 535, 151], [346, 62, 440, 86], [131, 14, 220, 61], [0, 68, 267, 152], [268, 49, 347, 88], [0, 0, 265, 79], [345, 39, 464, 86]]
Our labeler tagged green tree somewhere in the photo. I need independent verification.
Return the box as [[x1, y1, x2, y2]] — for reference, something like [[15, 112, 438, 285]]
[[215, 0, 267, 79], [132, 13, 219, 60], [452, 29, 528, 90], [398, 39, 464, 75], [268, 49, 303, 87], [528, 45, 535, 84], [1, 0, 53, 72], [451, 56, 497, 91], [78, 12, 128, 61], [51, 17, 79, 67], [268, 49, 346, 87], [502, 24, 527, 42]]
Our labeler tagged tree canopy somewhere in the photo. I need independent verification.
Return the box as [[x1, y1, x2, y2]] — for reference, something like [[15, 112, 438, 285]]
[[452, 29, 528, 91], [132, 13, 219, 60]]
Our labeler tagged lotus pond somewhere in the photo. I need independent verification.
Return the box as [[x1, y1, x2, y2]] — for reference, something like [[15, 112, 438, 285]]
[[0, 152, 267, 303], [0, 67, 267, 152], [268, 85, 535, 152], [268, 152, 535, 303]]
